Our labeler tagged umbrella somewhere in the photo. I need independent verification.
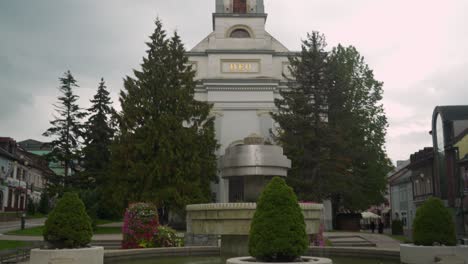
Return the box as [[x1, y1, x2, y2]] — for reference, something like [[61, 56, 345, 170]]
[[361, 211, 381, 219]]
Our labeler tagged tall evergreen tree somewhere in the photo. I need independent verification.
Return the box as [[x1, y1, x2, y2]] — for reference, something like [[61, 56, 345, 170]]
[[272, 32, 335, 202], [273, 32, 392, 211], [81, 78, 115, 188], [108, 19, 218, 219], [326, 45, 392, 210], [43, 71, 86, 195]]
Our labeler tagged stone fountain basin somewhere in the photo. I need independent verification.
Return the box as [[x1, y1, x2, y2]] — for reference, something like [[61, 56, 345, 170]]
[[227, 256, 332, 264], [186, 203, 323, 235]]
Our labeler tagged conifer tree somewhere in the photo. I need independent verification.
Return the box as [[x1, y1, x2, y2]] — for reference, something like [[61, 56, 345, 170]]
[[272, 32, 334, 202], [81, 78, 115, 188], [273, 32, 391, 210], [108, 19, 218, 219], [43, 71, 86, 194]]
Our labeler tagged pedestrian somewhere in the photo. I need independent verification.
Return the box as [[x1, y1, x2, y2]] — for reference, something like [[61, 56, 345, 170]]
[[378, 219, 384, 234], [370, 220, 376, 233]]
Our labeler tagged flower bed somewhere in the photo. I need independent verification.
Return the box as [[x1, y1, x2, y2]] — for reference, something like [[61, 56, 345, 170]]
[[122, 203, 159, 249]]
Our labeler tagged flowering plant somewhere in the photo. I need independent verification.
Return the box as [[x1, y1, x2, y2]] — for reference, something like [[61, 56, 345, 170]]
[[312, 223, 325, 247], [122, 202, 159, 249], [154, 225, 184, 247]]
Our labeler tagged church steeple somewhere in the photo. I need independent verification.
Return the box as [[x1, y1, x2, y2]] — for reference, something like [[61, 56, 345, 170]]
[[215, 0, 265, 15]]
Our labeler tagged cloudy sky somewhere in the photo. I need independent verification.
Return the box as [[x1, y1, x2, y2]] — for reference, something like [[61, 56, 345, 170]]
[[1, 0, 468, 164]]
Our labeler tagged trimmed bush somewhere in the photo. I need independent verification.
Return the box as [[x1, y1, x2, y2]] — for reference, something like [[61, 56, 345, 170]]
[[413, 197, 456, 246], [248, 177, 308, 262], [43, 192, 93, 248], [122, 203, 159, 249], [154, 226, 183, 247], [391, 219, 404, 235]]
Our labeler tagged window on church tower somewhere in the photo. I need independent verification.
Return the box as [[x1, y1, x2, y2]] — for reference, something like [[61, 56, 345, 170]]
[[230, 28, 251, 38], [233, 0, 247, 14]]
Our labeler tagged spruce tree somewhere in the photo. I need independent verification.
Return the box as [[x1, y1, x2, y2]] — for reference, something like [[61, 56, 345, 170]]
[[109, 19, 218, 219], [272, 32, 334, 202], [43, 71, 86, 194], [273, 32, 391, 210], [81, 78, 114, 188]]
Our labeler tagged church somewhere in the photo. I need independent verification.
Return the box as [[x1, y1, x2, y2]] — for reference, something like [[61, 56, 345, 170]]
[[187, 0, 297, 203]]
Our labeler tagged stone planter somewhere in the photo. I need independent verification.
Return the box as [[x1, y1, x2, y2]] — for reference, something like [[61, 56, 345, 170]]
[[400, 244, 468, 264], [30, 246, 104, 264], [226, 256, 332, 264]]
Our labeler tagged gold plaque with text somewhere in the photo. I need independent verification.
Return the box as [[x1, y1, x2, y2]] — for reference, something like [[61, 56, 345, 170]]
[[221, 60, 260, 73]]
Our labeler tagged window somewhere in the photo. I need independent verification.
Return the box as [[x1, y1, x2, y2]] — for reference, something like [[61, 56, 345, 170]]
[[233, 0, 247, 13], [230, 29, 251, 38]]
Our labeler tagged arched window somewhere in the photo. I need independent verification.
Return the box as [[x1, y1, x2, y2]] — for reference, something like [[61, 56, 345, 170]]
[[230, 28, 251, 38]]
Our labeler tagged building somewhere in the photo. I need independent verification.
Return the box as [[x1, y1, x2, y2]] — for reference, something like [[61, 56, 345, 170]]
[[388, 160, 416, 236], [0, 137, 28, 211], [431, 106, 468, 237], [0, 137, 51, 212], [19, 139, 64, 176], [408, 147, 435, 207], [188, 0, 296, 202]]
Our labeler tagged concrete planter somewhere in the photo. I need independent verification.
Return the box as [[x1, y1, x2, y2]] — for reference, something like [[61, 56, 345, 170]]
[[400, 244, 468, 264], [30, 246, 104, 264], [226, 256, 332, 264]]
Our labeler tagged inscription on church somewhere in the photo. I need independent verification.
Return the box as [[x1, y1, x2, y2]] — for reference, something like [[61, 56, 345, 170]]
[[221, 60, 260, 73]]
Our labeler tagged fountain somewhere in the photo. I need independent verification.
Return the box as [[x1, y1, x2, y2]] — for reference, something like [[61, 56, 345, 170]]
[[186, 134, 323, 256]]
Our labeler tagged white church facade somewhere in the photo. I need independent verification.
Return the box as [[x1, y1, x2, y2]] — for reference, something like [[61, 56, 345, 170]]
[[187, 0, 297, 202]]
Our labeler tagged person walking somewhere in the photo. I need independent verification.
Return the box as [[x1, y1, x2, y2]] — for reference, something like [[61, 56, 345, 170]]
[[378, 219, 384, 234], [370, 220, 376, 233]]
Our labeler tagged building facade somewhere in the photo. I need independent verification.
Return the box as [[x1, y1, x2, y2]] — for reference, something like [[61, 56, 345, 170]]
[[187, 0, 296, 202], [0, 137, 50, 212], [388, 160, 416, 236], [431, 106, 468, 237]]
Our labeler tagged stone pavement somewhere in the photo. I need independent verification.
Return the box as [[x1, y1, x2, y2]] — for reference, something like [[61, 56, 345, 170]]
[[324, 231, 401, 249], [0, 218, 45, 234]]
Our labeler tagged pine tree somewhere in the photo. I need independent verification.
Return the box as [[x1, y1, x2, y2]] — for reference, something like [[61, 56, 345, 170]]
[[81, 78, 115, 188], [108, 19, 218, 219], [43, 71, 86, 194], [273, 32, 391, 210], [272, 32, 334, 202]]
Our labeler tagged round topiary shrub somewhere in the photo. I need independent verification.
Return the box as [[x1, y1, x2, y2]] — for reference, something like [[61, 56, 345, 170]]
[[248, 177, 308, 262], [413, 197, 456, 246], [122, 203, 159, 249], [43, 192, 93, 248]]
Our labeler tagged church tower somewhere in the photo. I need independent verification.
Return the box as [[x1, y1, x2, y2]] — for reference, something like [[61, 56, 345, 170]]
[[188, 0, 294, 202], [215, 0, 265, 14]]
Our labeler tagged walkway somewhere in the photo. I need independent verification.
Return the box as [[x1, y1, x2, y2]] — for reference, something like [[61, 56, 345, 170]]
[[0, 218, 45, 234], [324, 231, 401, 249]]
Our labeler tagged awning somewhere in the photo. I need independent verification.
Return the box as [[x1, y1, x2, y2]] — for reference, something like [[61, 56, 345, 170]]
[[361, 211, 381, 219]]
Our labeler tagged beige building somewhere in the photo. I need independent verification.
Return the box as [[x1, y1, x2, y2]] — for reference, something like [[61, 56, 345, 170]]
[[187, 0, 296, 202]]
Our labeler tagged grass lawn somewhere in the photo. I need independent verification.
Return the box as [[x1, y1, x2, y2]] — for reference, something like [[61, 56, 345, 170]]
[[0, 240, 31, 250], [7, 226, 121, 236]]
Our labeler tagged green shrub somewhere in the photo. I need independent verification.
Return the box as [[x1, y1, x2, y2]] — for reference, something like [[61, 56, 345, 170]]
[[248, 177, 308, 262], [43, 192, 93, 248], [154, 226, 183, 247], [412, 197, 456, 246], [391, 219, 404, 235]]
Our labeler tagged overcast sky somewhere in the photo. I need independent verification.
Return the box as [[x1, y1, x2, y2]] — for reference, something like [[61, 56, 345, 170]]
[[1, 0, 468, 164]]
